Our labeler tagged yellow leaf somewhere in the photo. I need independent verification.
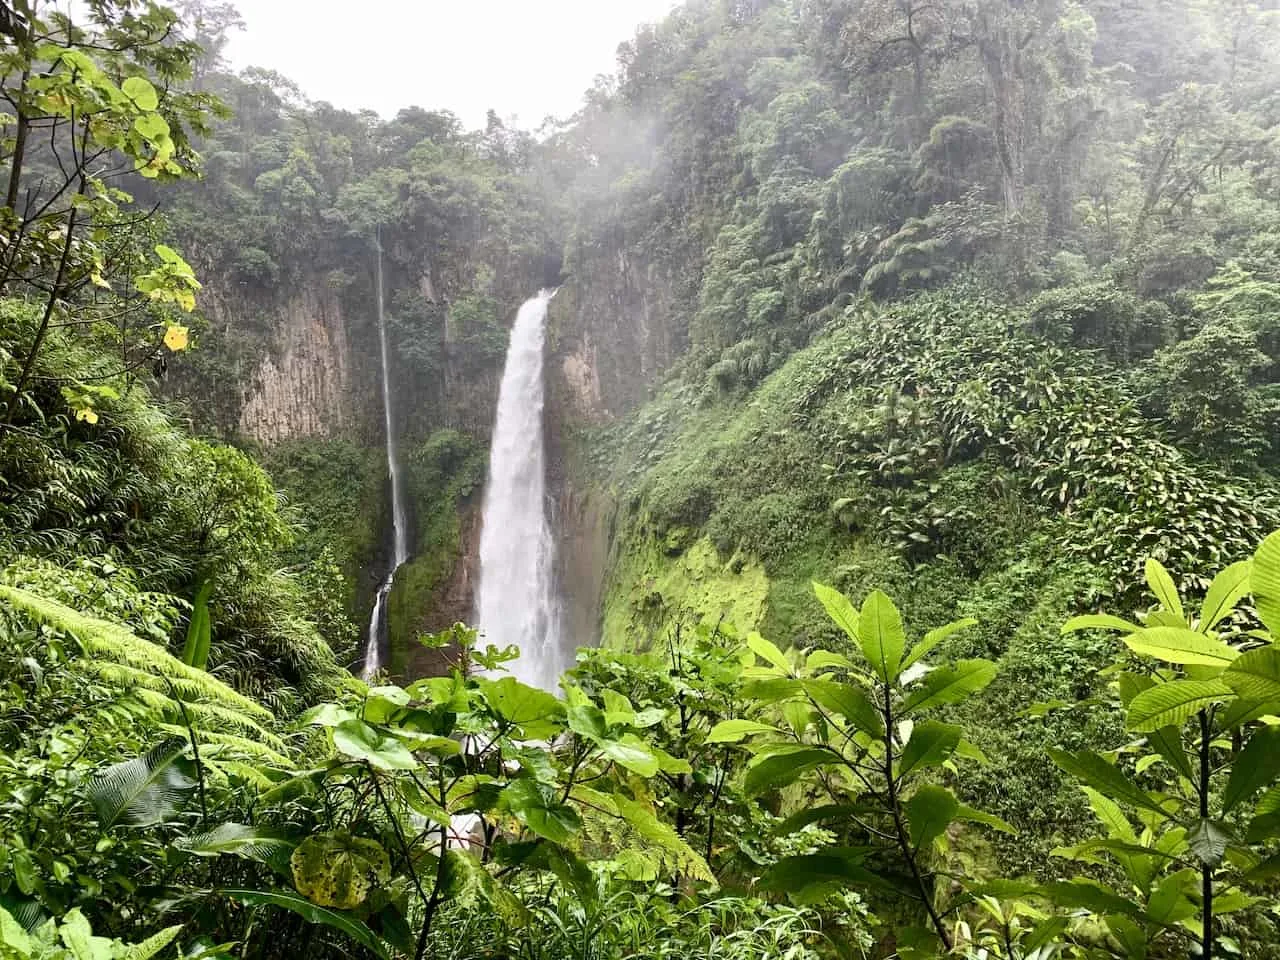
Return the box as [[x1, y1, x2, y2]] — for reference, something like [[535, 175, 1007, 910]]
[[75, 407, 99, 424], [90, 269, 111, 290], [163, 325, 189, 351]]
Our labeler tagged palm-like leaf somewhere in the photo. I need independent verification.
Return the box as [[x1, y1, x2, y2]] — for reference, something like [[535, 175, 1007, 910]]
[[220, 889, 390, 960], [88, 738, 197, 828], [179, 823, 296, 876]]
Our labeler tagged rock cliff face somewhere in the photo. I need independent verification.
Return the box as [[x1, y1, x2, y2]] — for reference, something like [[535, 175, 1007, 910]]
[[234, 280, 355, 444], [551, 247, 687, 417], [542, 246, 686, 653]]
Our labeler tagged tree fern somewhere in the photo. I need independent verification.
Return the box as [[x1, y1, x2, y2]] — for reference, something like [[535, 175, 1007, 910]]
[[0, 584, 285, 767]]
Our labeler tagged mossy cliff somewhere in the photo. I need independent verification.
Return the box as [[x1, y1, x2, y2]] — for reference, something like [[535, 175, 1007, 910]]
[[556, 290, 1280, 875], [385, 430, 488, 677]]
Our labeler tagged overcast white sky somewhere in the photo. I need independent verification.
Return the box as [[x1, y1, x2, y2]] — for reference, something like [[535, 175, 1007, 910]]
[[222, 1, 680, 130]]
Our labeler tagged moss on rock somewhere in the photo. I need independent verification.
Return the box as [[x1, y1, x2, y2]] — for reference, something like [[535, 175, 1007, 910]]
[[385, 430, 486, 675], [602, 526, 769, 649]]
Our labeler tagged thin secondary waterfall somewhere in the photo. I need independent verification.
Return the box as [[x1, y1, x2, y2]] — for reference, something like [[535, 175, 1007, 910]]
[[474, 291, 564, 691], [364, 235, 409, 677]]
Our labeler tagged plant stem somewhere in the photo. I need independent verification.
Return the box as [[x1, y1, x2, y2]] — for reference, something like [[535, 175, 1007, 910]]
[[881, 682, 951, 950], [1199, 709, 1213, 960], [162, 675, 207, 827], [2, 203, 77, 431], [368, 762, 428, 904], [4, 69, 29, 214], [414, 820, 449, 960]]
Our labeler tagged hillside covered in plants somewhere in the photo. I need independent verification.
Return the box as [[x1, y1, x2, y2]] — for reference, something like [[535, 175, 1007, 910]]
[[5, 0, 1280, 959]]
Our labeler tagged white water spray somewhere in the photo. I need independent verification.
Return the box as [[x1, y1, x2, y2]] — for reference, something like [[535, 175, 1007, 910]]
[[364, 235, 409, 678], [474, 291, 564, 691]]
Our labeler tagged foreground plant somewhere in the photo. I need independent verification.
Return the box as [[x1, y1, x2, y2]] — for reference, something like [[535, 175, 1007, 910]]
[[1039, 532, 1280, 958], [709, 584, 1011, 953], [0, 905, 180, 960], [192, 625, 708, 960]]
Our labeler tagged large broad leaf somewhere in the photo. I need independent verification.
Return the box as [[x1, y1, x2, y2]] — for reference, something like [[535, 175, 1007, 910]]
[[1186, 819, 1232, 868], [290, 832, 390, 910], [812, 582, 859, 642], [221, 889, 389, 960], [953, 803, 1016, 835], [1147, 724, 1195, 781], [500, 780, 581, 844], [597, 734, 661, 777], [1061, 614, 1141, 634], [741, 677, 805, 703], [1081, 787, 1136, 842], [744, 746, 837, 796], [1047, 748, 1170, 818], [1201, 560, 1252, 631], [802, 679, 884, 736], [761, 849, 887, 903], [1123, 627, 1238, 668], [332, 719, 417, 771], [178, 823, 296, 876], [1119, 676, 1195, 778], [1223, 727, 1280, 813], [474, 677, 565, 738], [1145, 869, 1199, 926], [59, 909, 118, 960], [858, 590, 906, 683], [181, 579, 213, 670], [1223, 646, 1280, 703], [1125, 680, 1235, 732], [746, 632, 791, 673], [901, 618, 977, 670], [705, 719, 779, 743], [1252, 530, 1280, 635], [122, 75, 160, 111], [567, 704, 608, 740], [905, 785, 958, 849], [0, 906, 31, 955], [1040, 879, 1142, 917], [1145, 559, 1185, 620], [896, 720, 960, 778], [901, 659, 997, 713], [88, 738, 196, 828], [1219, 695, 1275, 731]]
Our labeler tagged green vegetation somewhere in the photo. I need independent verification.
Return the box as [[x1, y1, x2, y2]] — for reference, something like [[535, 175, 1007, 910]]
[[259, 438, 386, 653], [6, 0, 1280, 958], [385, 430, 487, 673]]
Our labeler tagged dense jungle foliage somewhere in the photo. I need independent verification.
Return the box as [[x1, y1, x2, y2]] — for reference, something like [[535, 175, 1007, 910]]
[[6, 0, 1280, 959]]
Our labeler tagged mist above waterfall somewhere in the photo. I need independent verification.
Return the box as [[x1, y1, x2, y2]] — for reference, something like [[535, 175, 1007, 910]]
[[474, 291, 565, 692]]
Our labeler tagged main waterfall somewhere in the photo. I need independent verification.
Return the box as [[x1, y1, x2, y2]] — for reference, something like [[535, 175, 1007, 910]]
[[364, 236, 409, 677], [474, 291, 564, 691]]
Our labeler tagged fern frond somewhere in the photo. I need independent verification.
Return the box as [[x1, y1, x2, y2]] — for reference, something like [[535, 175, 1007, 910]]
[[120, 682, 284, 750], [570, 786, 715, 885], [0, 583, 274, 723], [157, 725, 291, 767], [121, 923, 183, 960]]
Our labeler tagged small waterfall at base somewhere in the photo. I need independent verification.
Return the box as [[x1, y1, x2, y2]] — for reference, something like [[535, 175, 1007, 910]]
[[474, 291, 564, 692], [364, 235, 409, 678]]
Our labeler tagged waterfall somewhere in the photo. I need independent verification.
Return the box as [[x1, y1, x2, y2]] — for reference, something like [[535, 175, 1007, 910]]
[[364, 235, 409, 678], [474, 291, 564, 691]]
